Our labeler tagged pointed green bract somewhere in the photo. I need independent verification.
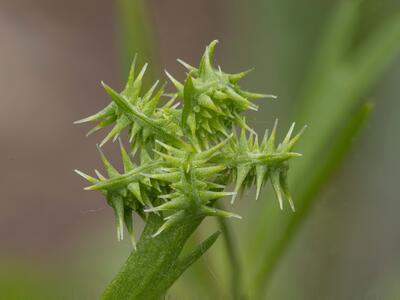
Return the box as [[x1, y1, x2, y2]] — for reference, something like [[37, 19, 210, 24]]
[[75, 40, 303, 248]]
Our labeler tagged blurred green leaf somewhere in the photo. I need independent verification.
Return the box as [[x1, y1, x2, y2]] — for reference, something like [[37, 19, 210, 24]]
[[247, 0, 400, 296], [116, 0, 157, 79], [252, 102, 372, 297], [217, 209, 243, 300]]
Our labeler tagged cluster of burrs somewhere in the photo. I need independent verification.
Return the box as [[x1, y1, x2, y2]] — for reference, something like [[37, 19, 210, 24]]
[[75, 41, 305, 248]]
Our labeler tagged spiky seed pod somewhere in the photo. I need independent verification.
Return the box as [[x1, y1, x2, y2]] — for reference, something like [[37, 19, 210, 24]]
[[144, 141, 241, 236], [167, 40, 276, 147], [75, 41, 305, 244], [75, 141, 168, 247], [75, 57, 183, 152], [222, 121, 306, 208]]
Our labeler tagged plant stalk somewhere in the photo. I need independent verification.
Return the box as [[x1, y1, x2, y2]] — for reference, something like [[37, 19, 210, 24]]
[[216, 203, 244, 300], [101, 214, 203, 300]]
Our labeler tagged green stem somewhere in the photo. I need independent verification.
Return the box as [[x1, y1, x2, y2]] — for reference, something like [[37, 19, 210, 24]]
[[216, 204, 244, 300], [101, 214, 203, 300]]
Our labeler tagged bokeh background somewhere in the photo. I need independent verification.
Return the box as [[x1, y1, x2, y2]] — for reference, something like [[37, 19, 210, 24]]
[[1, 0, 400, 299]]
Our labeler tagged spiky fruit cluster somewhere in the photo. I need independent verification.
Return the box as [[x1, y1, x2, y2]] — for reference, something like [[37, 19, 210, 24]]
[[166, 40, 277, 147], [75, 41, 305, 248]]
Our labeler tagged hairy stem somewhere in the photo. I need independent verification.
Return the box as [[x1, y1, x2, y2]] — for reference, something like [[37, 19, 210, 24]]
[[101, 214, 203, 300]]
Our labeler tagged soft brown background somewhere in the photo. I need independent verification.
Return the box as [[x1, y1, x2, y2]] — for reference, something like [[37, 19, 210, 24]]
[[1, 0, 400, 299], [0, 0, 228, 258]]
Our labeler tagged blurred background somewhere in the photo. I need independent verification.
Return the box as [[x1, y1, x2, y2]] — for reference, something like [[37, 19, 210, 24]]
[[1, 0, 400, 299]]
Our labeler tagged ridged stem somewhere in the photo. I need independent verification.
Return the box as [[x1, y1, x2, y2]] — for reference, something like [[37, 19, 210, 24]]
[[101, 214, 203, 300]]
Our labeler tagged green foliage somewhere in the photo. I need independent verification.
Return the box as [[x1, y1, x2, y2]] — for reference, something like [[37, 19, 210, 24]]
[[76, 41, 304, 298], [247, 1, 400, 297]]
